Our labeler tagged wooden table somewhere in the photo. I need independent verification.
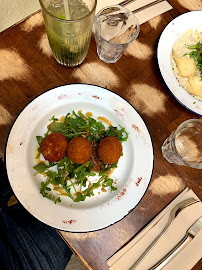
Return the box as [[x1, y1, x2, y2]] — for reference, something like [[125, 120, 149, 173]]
[[0, 0, 201, 269]]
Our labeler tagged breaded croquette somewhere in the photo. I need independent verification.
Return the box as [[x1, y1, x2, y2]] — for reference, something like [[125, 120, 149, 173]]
[[40, 132, 68, 162], [98, 136, 122, 164], [67, 137, 92, 164]]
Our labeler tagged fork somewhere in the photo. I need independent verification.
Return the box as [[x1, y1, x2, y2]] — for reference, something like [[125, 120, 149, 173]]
[[129, 197, 200, 269]]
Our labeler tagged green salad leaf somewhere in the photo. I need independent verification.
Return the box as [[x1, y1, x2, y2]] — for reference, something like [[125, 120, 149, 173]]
[[185, 41, 202, 76], [46, 111, 128, 142]]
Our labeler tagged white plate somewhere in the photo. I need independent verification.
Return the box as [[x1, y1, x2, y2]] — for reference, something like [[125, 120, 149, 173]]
[[157, 11, 202, 116], [6, 84, 153, 232]]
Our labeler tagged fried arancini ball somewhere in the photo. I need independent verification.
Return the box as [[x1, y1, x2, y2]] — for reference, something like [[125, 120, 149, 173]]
[[98, 136, 122, 164], [40, 132, 68, 163], [67, 137, 92, 164]]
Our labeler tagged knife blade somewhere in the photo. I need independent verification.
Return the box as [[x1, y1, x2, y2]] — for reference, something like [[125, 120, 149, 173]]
[[149, 216, 202, 270]]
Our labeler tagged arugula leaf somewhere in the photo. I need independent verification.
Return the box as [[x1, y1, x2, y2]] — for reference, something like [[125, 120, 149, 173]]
[[185, 41, 202, 76], [73, 194, 87, 202], [103, 178, 117, 192], [48, 121, 65, 132], [105, 125, 128, 142], [49, 115, 58, 121], [40, 177, 62, 204], [36, 136, 44, 146], [187, 42, 202, 50], [33, 162, 49, 174]]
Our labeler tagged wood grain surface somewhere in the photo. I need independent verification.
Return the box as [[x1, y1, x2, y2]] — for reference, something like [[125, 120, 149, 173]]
[[0, 0, 201, 269]]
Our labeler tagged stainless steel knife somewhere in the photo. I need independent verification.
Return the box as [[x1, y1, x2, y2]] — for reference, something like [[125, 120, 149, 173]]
[[149, 216, 202, 270]]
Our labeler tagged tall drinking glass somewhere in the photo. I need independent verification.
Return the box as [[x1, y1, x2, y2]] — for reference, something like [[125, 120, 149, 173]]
[[94, 5, 140, 63], [39, 0, 97, 67]]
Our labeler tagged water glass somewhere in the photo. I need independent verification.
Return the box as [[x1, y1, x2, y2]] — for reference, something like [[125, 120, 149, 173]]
[[94, 5, 140, 63], [39, 0, 97, 67], [161, 119, 202, 169]]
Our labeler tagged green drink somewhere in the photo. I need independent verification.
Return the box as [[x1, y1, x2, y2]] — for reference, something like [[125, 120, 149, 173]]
[[39, 0, 97, 67]]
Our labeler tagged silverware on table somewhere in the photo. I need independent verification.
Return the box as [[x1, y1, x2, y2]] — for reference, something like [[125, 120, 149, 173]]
[[107, 0, 166, 27], [149, 216, 202, 270], [119, 0, 166, 13], [119, 0, 138, 6], [132, 0, 166, 14], [129, 197, 199, 269]]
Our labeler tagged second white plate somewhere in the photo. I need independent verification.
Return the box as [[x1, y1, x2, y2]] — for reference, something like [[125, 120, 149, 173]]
[[157, 11, 202, 116]]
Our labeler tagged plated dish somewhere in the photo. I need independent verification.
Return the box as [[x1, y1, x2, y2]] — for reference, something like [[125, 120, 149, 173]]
[[6, 84, 153, 232], [157, 11, 202, 116]]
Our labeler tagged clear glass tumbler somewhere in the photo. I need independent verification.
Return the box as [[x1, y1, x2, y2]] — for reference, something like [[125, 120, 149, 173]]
[[94, 5, 140, 63], [39, 0, 97, 67], [161, 119, 202, 169]]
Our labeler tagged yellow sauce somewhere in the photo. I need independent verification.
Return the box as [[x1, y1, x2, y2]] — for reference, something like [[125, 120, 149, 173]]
[[53, 184, 68, 195], [101, 186, 107, 192], [106, 168, 115, 177], [85, 111, 93, 117], [97, 116, 112, 126], [52, 184, 60, 189], [88, 182, 92, 188], [59, 115, 65, 122], [35, 144, 40, 162], [58, 190, 68, 195]]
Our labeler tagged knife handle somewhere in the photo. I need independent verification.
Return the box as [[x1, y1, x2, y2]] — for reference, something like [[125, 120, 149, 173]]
[[148, 234, 191, 270]]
